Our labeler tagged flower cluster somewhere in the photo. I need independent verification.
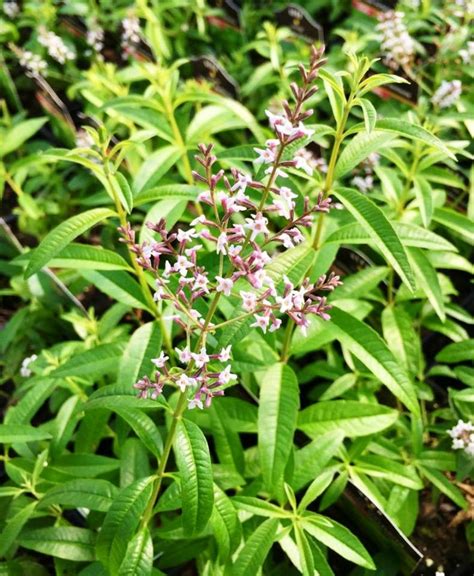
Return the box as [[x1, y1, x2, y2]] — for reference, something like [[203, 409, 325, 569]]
[[86, 19, 105, 53], [3, 0, 18, 18], [38, 27, 75, 64], [376, 11, 415, 70], [121, 14, 141, 58], [128, 45, 342, 409], [459, 41, 474, 65], [431, 80, 462, 109], [351, 152, 380, 193], [18, 50, 48, 78], [20, 354, 37, 378], [448, 420, 474, 456], [134, 346, 236, 409]]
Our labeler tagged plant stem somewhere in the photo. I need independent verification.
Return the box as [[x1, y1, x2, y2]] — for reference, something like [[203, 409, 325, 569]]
[[280, 318, 294, 362]]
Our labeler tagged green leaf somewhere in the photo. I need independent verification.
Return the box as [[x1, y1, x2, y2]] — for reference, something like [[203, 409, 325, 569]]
[[232, 497, 291, 519], [358, 73, 410, 96], [334, 131, 395, 179], [258, 363, 299, 495], [436, 340, 474, 364], [292, 430, 345, 491], [330, 306, 419, 415], [80, 270, 151, 311], [134, 184, 201, 206], [298, 468, 337, 511], [39, 479, 118, 512], [115, 408, 163, 457], [133, 145, 182, 193], [355, 98, 377, 133], [418, 466, 467, 509], [25, 208, 116, 278], [376, 118, 456, 160], [211, 485, 242, 563], [0, 117, 47, 157], [325, 221, 457, 252], [113, 172, 134, 214], [42, 243, 132, 271], [118, 528, 153, 576], [0, 501, 37, 557], [210, 403, 245, 474], [230, 518, 278, 576], [51, 342, 125, 379], [174, 418, 214, 536], [408, 247, 445, 322], [334, 187, 415, 291], [85, 384, 166, 412], [118, 322, 162, 390], [432, 208, 474, 244], [413, 176, 433, 227], [298, 400, 398, 437], [381, 306, 422, 377], [96, 476, 154, 573], [302, 513, 375, 569], [0, 425, 51, 443], [354, 455, 423, 490], [4, 378, 57, 425], [294, 523, 315, 576], [19, 527, 96, 562]]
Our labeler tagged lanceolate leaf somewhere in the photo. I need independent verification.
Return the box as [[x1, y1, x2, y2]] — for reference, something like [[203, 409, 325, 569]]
[[298, 400, 398, 437], [39, 479, 118, 512], [294, 523, 315, 576], [302, 513, 375, 569], [376, 118, 456, 159], [47, 243, 133, 271], [325, 221, 457, 252], [334, 131, 395, 179], [334, 187, 415, 291], [118, 528, 153, 576], [413, 176, 433, 228], [0, 425, 51, 443], [382, 306, 422, 377], [114, 408, 163, 457], [330, 306, 420, 415], [258, 363, 299, 494], [408, 247, 446, 322], [436, 340, 474, 364], [51, 342, 125, 379], [118, 322, 163, 390], [25, 208, 116, 278], [174, 418, 214, 536], [212, 484, 242, 563], [96, 476, 154, 573], [0, 501, 37, 557], [80, 270, 151, 311], [230, 518, 278, 576], [20, 527, 96, 562]]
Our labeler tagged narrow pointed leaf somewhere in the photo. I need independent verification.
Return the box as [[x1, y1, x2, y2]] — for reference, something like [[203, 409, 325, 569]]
[[118, 528, 153, 576], [335, 132, 395, 179], [408, 247, 445, 322], [334, 187, 415, 290], [174, 418, 214, 536], [330, 306, 419, 415], [258, 363, 299, 494], [25, 208, 116, 278], [230, 518, 278, 576]]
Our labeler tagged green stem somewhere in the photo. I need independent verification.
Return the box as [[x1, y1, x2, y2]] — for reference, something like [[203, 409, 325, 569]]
[[280, 318, 294, 362], [141, 391, 188, 528]]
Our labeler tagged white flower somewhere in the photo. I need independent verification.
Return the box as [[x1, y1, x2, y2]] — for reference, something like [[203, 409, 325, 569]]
[[218, 345, 232, 362], [188, 397, 204, 410], [431, 80, 462, 109], [265, 166, 288, 179], [153, 285, 166, 301], [251, 314, 271, 333], [376, 11, 414, 69], [275, 293, 295, 314], [38, 27, 75, 64], [265, 110, 294, 136], [151, 352, 169, 368], [273, 186, 297, 219], [245, 212, 269, 241], [279, 233, 295, 249], [176, 346, 192, 364], [177, 228, 197, 243], [218, 365, 237, 385], [240, 291, 258, 312], [86, 20, 104, 52], [19, 50, 47, 78], [270, 318, 282, 332], [216, 276, 234, 296], [176, 374, 196, 392], [216, 232, 228, 255], [20, 354, 37, 377], [294, 153, 313, 175], [174, 255, 193, 276], [231, 172, 252, 194], [3, 1, 19, 18], [193, 273, 209, 293], [192, 347, 209, 368], [254, 147, 276, 165], [228, 245, 242, 258]]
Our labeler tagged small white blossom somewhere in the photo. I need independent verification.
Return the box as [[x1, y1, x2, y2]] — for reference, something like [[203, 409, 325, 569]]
[[38, 27, 75, 64], [240, 291, 258, 312], [3, 1, 19, 18], [19, 50, 47, 78], [188, 397, 204, 410], [431, 80, 462, 109], [193, 273, 209, 294], [245, 212, 269, 241], [215, 276, 234, 296], [216, 232, 228, 255], [192, 347, 209, 368], [251, 314, 271, 333], [218, 345, 232, 362], [151, 352, 168, 368], [174, 255, 193, 276], [448, 419, 474, 457], [176, 346, 192, 364], [218, 365, 237, 385], [176, 374, 197, 392], [20, 354, 38, 377], [254, 146, 276, 165], [376, 11, 414, 69]]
